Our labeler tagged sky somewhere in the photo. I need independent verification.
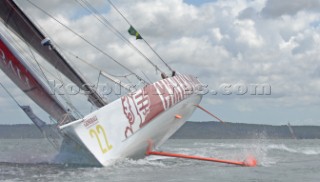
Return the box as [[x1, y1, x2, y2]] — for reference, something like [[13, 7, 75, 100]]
[[0, 0, 319, 126]]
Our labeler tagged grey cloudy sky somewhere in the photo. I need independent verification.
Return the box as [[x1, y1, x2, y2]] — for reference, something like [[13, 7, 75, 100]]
[[0, 0, 319, 125]]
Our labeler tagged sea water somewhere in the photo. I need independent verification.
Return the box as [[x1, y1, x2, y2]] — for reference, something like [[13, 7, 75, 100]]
[[1, 139, 320, 182]]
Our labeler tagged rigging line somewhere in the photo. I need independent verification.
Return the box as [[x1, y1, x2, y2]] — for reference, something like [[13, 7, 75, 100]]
[[0, 81, 21, 107], [79, 0, 162, 74], [1, 83, 62, 150], [106, 0, 174, 72], [7, 1, 94, 90], [26, 44, 53, 89], [0, 81, 60, 151], [5, 2, 67, 86], [30, 62, 63, 83], [3, 27, 65, 89], [4, 26, 65, 85], [25, 0, 148, 84], [96, 70, 102, 90], [53, 44, 94, 88], [4, 33, 77, 117], [75, 0, 164, 74], [110, 72, 134, 78], [26, 46, 83, 118], [54, 67, 83, 118], [64, 50, 137, 80], [3, 27, 42, 76], [17, 11, 67, 84], [26, 47, 75, 116], [22, 10, 73, 84], [64, 50, 138, 93], [95, 72, 111, 104], [124, 77, 132, 85], [75, 0, 126, 44], [141, 70, 152, 83], [44, 53, 82, 118], [142, 39, 173, 72]]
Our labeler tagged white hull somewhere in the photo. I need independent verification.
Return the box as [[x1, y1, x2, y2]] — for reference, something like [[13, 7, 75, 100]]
[[59, 74, 202, 166]]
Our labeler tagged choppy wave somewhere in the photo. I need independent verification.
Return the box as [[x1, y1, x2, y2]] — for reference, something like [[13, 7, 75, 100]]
[[110, 158, 168, 169], [1, 139, 320, 169], [168, 140, 320, 167], [2, 139, 320, 182], [267, 144, 320, 155]]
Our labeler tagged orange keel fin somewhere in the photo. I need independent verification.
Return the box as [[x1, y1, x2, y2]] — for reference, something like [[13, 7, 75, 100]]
[[146, 142, 256, 167]]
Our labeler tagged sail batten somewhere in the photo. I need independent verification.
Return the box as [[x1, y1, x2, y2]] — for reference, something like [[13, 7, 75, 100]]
[[0, 0, 106, 108]]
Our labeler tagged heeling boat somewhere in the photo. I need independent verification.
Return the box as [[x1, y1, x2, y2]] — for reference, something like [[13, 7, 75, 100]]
[[0, 0, 203, 166], [60, 75, 202, 165]]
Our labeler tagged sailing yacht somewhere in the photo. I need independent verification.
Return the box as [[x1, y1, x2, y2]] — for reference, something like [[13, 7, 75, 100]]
[[0, 0, 203, 166]]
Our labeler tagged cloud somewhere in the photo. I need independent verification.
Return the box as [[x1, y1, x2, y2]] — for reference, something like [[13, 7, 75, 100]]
[[261, 0, 320, 18], [1, 0, 320, 125]]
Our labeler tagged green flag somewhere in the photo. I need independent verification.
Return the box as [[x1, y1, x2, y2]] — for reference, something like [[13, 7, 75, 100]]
[[128, 25, 142, 40]]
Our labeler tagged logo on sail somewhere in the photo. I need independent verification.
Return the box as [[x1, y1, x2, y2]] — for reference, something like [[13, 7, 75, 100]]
[[0, 42, 31, 89]]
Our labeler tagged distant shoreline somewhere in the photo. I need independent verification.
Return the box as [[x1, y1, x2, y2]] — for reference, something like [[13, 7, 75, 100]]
[[1, 122, 320, 139], [171, 122, 320, 139]]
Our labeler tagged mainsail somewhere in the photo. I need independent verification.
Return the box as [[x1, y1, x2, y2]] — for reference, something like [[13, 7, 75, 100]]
[[0, 0, 106, 108], [0, 30, 69, 122]]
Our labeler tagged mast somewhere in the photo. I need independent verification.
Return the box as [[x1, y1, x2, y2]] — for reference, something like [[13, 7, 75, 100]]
[[0, 0, 106, 108], [0, 30, 69, 122]]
